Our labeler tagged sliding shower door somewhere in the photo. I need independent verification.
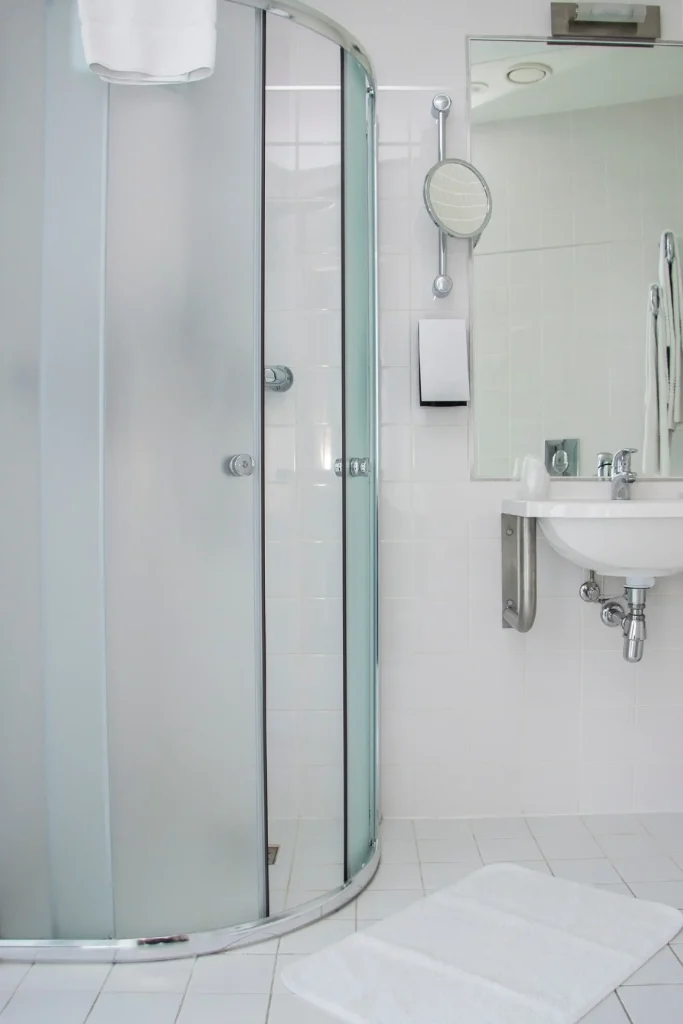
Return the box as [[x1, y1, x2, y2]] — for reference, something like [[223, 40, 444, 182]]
[[103, 2, 267, 937]]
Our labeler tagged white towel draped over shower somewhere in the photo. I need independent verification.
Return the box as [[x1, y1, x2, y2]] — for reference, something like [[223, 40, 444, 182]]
[[77, 0, 217, 84], [643, 231, 683, 475]]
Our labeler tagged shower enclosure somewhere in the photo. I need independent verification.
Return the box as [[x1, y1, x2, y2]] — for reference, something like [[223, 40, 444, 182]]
[[0, 0, 378, 959]]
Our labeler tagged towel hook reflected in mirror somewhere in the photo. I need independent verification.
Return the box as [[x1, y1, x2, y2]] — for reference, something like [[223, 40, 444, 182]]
[[423, 95, 493, 299]]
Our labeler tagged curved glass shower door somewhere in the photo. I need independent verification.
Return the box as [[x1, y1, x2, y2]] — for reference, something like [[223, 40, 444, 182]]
[[0, 0, 377, 958], [103, 1, 267, 937], [0, 0, 267, 943], [343, 54, 378, 879]]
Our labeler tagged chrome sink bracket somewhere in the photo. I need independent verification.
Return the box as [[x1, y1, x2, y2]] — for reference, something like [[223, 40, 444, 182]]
[[431, 94, 453, 298], [501, 513, 537, 632]]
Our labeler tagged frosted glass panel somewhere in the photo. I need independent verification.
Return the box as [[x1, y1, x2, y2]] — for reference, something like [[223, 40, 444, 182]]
[[0, 0, 51, 939], [343, 55, 378, 877], [40, 0, 113, 940], [105, 3, 266, 937]]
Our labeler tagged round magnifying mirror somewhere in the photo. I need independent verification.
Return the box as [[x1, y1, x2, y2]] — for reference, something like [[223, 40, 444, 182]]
[[423, 158, 492, 240]]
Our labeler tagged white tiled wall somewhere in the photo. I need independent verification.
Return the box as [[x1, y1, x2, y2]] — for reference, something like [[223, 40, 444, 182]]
[[309, 0, 683, 819], [472, 94, 683, 477], [264, 20, 344, 823]]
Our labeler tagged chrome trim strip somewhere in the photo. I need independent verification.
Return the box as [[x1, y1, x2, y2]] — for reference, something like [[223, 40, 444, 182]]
[[228, 0, 376, 87], [0, 842, 380, 963]]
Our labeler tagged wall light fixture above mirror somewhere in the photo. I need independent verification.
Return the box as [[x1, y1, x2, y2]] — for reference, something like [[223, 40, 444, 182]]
[[469, 37, 683, 480]]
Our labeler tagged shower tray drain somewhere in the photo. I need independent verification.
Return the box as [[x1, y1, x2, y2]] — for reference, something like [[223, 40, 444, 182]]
[[267, 845, 279, 866]]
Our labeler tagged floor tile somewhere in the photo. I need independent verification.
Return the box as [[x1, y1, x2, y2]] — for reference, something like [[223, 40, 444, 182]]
[[278, 920, 354, 955], [583, 815, 647, 837], [189, 954, 275, 994], [534, 833, 605, 860], [17, 964, 110, 992], [269, 891, 287, 915], [85, 992, 183, 1024], [629, 880, 683, 908], [379, 839, 418, 863], [268, 860, 294, 889], [548, 859, 621, 884], [618, 984, 683, 1022], [0, 966, 30, 991], [660, 842, 683, 866], [297, 821, 342, 844], [293, 841, 343, 866], [289, 863, 343, 891], [597, 833, 661, 859], [468, 817, 532, 840], [622, 947, 683, 985], [476, 836, 543, 864], [0, 990, 96, 1024], [177, 993, 269, 1024], [417, 837, 479, 862], [273, 955, 304, 995], [103, 959, 194, 993], [268, 993, 338, 1023], [356, 889, 424, 920], [578, 993, 631, 1022], [592, 882, 634, 897], [506, 861, 552, 874], [527, 816, 595, 840], [612, 856, 683, 883], [379, 819, 414, 841], [368, 862, 423, 889], [640, 813, 683, 840], [236, 938, 280, 955], [420, 861, 481, 889], [413, 819, 474, 842]]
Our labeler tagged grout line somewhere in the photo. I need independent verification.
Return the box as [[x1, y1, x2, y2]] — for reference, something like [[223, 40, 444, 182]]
[[170, 963, 194, 1024], [615, 988, 637, 1023], [411, 819, 427, 896]]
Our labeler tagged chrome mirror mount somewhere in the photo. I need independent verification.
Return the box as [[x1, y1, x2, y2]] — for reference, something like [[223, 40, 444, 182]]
[[423, 95, 493, 298]]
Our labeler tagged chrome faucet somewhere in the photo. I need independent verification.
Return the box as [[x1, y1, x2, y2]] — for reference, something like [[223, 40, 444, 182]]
[[611, 448, 638, 501]]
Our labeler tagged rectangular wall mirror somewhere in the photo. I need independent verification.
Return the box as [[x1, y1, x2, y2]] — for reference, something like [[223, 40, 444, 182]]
[[469, 38, 683, 479]]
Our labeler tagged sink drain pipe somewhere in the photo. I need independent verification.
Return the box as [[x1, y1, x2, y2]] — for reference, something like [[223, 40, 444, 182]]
[[622, 577, 654, 664], [580, 572, 654, 663]]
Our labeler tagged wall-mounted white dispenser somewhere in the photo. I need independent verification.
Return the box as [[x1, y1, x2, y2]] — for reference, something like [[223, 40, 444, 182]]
[[418, 318, 470, 406]]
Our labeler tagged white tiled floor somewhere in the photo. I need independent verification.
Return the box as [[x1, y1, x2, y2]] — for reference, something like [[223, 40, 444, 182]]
[[5, 815, 683, 1022]]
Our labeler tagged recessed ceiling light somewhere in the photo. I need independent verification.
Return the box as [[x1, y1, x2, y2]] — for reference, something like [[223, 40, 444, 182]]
[[506, 62, 552, 85], [471, 81, 489, 94]]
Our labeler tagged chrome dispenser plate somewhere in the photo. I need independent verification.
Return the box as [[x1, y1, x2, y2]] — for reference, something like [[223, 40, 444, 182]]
[[545, 438, 579, 477]]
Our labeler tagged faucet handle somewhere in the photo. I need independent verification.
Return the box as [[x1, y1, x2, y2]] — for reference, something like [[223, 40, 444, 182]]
[[613, 448, 638, 476], [597, 452, 613, 479]]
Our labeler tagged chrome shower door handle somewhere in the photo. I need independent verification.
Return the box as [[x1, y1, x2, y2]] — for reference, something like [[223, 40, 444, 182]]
[[334, 457, 371, 478], [223, 454, 254, 477], [349, 457, 371, 478]]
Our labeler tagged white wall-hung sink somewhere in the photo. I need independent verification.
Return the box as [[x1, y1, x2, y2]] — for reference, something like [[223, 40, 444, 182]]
[[502, 498, 683, 579]]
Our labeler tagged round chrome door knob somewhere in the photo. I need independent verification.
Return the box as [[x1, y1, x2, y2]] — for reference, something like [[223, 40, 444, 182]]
[[223, 454, 254, 477]]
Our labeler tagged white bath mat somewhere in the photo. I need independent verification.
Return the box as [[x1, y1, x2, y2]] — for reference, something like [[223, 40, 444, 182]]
[[283, 864, 682, 1024]]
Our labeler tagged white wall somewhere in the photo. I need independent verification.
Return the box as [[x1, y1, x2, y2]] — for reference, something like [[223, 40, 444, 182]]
[[472, 94, 683, 478], [307, 0, 683, 818]]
